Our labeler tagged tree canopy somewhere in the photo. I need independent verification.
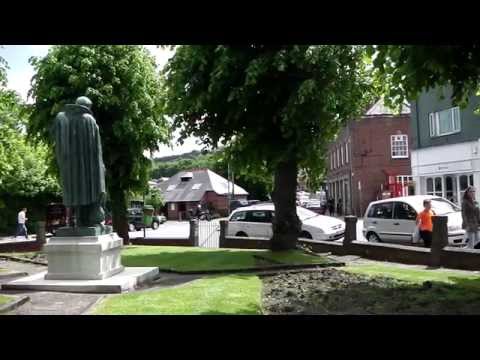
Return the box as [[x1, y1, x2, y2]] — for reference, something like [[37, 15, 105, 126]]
[[163, 45, 374, 249], [28, 45, 170, 242], [0, 90, 60, 197], [370, 45, 480, 111]]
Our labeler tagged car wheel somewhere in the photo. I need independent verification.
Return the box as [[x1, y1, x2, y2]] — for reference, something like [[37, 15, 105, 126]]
[[128, 224, 136, 232], [367, 232, 381, 243], [236, 231, 248, 237], [152, 221, 159, 230], [300, 231, 313, 240]]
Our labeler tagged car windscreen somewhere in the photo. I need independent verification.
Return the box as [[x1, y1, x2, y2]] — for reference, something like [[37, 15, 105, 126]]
[[431, 198, 460, 214]]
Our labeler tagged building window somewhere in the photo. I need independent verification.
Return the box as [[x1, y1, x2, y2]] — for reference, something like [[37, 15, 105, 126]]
[[345, 142, 349, 163], [426, 177, 442, 197], [340, 146, 344, 166], [336, 148, 340, 168], [391, 134, 409, 159], [330, 152, 334, 170], [429, 107, 461, 137], [170, 203, 176, 211]]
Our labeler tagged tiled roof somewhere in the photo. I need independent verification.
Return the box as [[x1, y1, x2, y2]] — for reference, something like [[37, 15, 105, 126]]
[[156, 169, 248, 203]]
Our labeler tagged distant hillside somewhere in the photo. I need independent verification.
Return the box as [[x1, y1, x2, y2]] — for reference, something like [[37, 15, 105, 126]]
[[153, 150, 205, 164]]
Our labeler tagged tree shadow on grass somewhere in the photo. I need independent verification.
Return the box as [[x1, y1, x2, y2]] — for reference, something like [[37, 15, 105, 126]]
[[263, 271, 480, 315]]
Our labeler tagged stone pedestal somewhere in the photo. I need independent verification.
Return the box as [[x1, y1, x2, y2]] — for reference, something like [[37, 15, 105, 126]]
[[44, 233, 124, 280]]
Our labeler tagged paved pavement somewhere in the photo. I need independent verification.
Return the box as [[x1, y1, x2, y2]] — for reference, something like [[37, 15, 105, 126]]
[[127, 218, 368, 243], [129, 221, 190, 240], [0, 235, 36, 244]]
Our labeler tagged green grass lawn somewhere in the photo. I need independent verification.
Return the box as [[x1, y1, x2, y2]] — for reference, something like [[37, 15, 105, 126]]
[[344, 264, 480, 286], [0, 294, 14, 306], [121, 246, 334, 272], [93, 275, 262, 315]]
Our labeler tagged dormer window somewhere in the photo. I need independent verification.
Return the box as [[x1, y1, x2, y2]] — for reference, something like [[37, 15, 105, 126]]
[[180, 172, 193, 182]]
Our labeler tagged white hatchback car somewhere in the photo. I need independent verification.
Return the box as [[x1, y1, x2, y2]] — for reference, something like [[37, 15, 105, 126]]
[[227, 203, 345, 241], [363, 195, 466, 246]]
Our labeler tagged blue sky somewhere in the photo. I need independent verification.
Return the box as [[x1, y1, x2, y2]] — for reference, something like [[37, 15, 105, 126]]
[[0, 45, 202, 157]]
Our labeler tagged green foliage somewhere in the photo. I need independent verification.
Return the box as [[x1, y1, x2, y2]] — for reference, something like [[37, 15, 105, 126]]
[[144, 186, 164, 211], [28, 46, 171, 238], [0, 90, 60, 198], [370, 45, 480, 110], [162, 45, 374, 189], [0, 55, 61, 234], [29, 45, 170, 195]]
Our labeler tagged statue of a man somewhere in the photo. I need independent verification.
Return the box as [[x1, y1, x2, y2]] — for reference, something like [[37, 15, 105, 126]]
[[53, 96, 106, 228]]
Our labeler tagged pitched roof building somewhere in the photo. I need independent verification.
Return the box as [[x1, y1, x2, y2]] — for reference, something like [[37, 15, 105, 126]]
[[157, 169, 248, 220]]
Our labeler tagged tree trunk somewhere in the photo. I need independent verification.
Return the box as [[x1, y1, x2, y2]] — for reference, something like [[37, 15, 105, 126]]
[[110, 188, 130, 245], [270, 156, 301, 251]]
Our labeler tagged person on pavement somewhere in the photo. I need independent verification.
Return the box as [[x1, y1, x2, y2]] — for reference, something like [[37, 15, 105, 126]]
[[15, 207, 28, 239], [461, 186, 480, 249], [416, 199, 435, 248]]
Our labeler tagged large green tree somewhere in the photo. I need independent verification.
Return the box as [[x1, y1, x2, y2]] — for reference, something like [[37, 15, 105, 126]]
[[163, 45, 373, 250], [0, 54, 60, 232], [370, 45, 480, 110], [28, 45, 170, 243]]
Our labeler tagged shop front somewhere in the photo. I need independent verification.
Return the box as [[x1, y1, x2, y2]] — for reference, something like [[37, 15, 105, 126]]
[[411, 140, 480, 205]]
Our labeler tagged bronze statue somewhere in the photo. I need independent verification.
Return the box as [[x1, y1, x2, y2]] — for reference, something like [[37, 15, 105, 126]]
[[52, 96, 109, 233]]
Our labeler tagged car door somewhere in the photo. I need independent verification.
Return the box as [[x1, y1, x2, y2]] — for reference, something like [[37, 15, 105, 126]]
[[228, 210, 247, 236], [391, 202, 417, 243], [245, 210, 272, 238], [365, 202, 394, 242]]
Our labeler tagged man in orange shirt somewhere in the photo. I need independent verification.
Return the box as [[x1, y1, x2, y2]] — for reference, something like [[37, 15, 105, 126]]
[[416, 199, 435, 248]]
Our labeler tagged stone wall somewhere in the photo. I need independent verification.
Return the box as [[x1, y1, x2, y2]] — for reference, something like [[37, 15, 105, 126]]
[[218, 217, 480, 271]]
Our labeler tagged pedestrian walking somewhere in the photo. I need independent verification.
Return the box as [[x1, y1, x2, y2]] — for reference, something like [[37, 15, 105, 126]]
[[328, 198, 335, 216], [15, 207, 29, 240], [416, 199, 435, 248], [461, 186, 480, 249], [337, 198, 343, 217]]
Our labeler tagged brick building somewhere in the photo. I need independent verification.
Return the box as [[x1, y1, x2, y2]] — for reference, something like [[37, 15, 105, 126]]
[[325, 99, 412, 217], [157, 169, 248, 220]]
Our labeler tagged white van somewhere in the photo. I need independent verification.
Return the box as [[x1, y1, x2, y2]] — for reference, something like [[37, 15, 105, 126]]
[[363, 195, 466, 246]]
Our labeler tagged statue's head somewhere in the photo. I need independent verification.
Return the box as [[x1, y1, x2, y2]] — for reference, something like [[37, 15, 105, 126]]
[[75, 96, 92, 109]]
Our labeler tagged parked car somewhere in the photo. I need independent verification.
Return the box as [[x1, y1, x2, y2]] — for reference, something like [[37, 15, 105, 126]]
[[230, 199, 249, 213], [363, 195, 466, 246], [127, 206, 166, 232], [227, 203, 345, 241], [305, 199, 326, 215]]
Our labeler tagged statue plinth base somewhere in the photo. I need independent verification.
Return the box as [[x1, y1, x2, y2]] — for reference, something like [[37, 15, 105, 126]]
[[55, 225, 113, 237], [44, 233, 124, 280]]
